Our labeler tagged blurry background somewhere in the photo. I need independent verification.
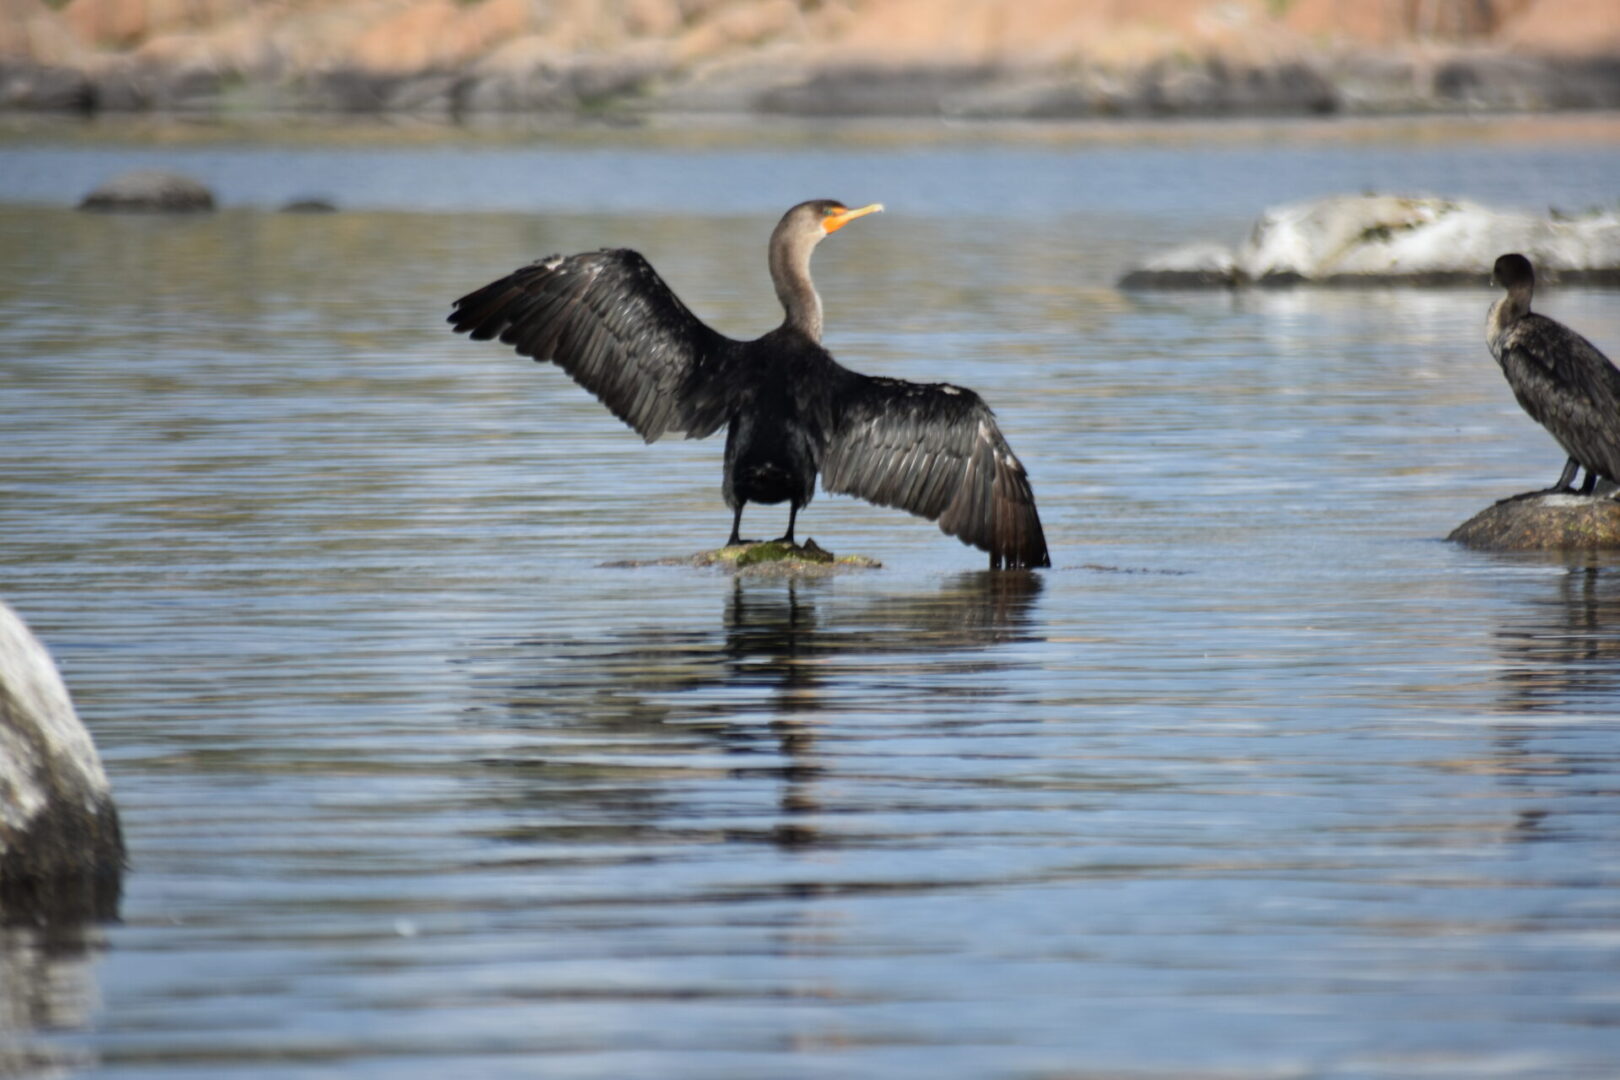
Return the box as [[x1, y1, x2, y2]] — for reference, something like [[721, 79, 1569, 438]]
[[3, 0, 1620, 117]]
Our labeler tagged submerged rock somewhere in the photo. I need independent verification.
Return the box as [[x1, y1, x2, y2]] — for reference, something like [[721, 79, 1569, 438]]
[[0, 601, 123, 923], [606, 539, 881, 576], [1449, 493, 1620, 551], [1121, 194, 1620, 288], [78, 169, 215, 212], [1116, 242, 1238, 289]]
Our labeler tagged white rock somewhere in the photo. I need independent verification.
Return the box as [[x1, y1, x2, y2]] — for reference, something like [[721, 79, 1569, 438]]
[[1, 600, 123, 914], [1122, 193, 1620, 286]]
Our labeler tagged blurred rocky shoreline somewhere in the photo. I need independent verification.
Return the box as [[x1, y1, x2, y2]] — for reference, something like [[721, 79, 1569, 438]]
[[3, 0, 1619, 119]]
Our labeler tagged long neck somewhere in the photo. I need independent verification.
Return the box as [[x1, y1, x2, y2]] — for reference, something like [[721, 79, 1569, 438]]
[[769, 226, 823, 342], [1487, 282, 1532, 346]]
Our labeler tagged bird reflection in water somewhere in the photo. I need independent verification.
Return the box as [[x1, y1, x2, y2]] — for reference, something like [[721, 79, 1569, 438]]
[[1471, 562, 1620, 848], [1493, 562, 1620, 714], [466, 572, 1043, 852], [716, 572, 1044, 848]]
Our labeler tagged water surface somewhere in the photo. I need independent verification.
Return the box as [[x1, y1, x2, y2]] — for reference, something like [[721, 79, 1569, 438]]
[[3, 116, 1620, 1079]]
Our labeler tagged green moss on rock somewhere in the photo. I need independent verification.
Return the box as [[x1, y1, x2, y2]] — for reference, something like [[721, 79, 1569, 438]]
[[604, 539, 881, 575], [735, 540, 834, 566]]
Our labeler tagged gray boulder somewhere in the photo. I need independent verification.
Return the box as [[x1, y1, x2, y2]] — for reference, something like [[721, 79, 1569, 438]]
[[78, 168, 215, 212], [0, 601, 123, 922]]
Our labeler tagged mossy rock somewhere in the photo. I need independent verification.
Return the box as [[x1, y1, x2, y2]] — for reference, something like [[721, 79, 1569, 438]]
[[706, 538, 880, 575], [605, 538, 881, 575], [733, 539, 833, 566], [1449, 493, 1620, 551]]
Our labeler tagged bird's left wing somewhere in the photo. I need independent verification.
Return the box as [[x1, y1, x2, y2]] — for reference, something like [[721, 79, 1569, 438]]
[[820, 374, 1050, 569], [449, 249, 740, 442]]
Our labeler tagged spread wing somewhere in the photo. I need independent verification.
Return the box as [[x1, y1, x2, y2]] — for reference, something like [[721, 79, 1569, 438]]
[[819, 373, 1050, 569], [1498, 314, 1620, 478], [448, 248, 742, 442]]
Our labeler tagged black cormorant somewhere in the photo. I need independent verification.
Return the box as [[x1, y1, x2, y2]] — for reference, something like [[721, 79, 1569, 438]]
[[1487, 252, 1620, 496], [448, 200, 1050, 569]]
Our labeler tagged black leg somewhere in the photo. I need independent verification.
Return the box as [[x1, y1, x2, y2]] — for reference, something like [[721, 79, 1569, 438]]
[[728, 503, 745, 547], [1504, 457, 1589, 500], [1553, 457, 1582, 493], [772, 503, 800, 546]]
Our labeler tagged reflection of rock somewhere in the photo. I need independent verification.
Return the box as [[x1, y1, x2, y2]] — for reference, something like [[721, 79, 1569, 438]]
[[1, 601, 124, 923], [1449, 493, 1620, 551], [1121, 195, 1620, 288], [1, 921, 107, 1077], [78, 168, 215, 212]]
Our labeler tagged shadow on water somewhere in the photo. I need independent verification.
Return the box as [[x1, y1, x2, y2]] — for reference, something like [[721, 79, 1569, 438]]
[[456, 572, 1043, 855]]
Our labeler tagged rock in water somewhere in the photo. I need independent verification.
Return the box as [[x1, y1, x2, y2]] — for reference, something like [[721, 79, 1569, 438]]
[[0, 601, 123, 921], [603, 539, 881, 575], [1121, 194, 1620, 287], [78, 169, 215, 212], [1116, 242, 1237, 289], [1449, 493, 1620, 551]]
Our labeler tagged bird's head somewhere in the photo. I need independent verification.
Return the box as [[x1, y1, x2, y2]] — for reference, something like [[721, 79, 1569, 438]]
[[782, 199, 884, 242], [1492, 252, 1534, 291], [768, 200, 884, 342]]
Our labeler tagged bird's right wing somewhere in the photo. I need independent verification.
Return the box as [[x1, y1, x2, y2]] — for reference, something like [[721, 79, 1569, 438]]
[[449, 249, 741, 442]]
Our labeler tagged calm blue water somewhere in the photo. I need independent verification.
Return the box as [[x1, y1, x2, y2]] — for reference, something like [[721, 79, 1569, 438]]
[[2, 114, 1620, 1079]]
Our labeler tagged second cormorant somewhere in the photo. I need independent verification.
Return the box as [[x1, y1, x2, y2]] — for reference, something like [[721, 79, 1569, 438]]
[[1487, 252, 1620, 496], [449, 200, 1050, 569]]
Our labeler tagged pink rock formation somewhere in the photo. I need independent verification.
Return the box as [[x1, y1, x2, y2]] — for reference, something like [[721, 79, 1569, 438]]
[[2, 0, 1617, 114]]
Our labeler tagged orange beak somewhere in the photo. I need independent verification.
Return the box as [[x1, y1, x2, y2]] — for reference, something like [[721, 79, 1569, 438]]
[[823, 202, 884, 234]]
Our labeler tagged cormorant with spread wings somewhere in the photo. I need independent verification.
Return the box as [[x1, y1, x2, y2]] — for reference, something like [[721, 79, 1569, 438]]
[[448, 200, 1050, 569]]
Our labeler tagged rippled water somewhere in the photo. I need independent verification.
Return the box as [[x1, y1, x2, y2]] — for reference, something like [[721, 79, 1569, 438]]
[[3, 116, 1620, 1079]]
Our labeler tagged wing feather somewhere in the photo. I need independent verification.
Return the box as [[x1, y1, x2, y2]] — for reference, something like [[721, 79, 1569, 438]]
[[820, 375, 1050, 569], [449, 249, 740, 442]]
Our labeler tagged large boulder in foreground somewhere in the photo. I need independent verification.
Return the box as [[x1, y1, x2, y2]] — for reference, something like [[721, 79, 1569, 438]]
[[1121, 194, 1620, 287], [0, 601, 123, 922], [1449, 493, 1620, 551], [78, 169, 215, 212]]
